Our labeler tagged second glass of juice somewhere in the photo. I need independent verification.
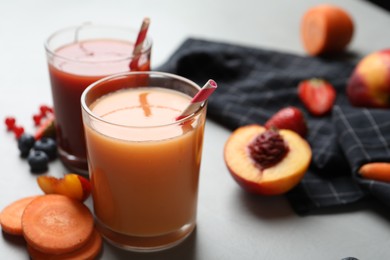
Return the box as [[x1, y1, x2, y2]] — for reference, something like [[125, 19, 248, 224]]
[[81, 71, 207, 252], [45, 24, 152, 175]]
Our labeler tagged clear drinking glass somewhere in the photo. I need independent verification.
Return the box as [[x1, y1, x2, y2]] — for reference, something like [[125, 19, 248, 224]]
[[45, 24, 152, 175], [81, 71, 207, 252]]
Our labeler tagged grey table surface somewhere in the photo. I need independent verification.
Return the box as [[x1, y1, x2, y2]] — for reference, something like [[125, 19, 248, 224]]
[[1, 0, 390, 259]]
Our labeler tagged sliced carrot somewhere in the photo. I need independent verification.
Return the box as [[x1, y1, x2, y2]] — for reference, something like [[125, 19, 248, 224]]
[[0, 195, 40, 235], [301, 4, 354, 56], [359, 162, 390, 182], [27, 228, 102, 260], [22, 194, 94, 255]]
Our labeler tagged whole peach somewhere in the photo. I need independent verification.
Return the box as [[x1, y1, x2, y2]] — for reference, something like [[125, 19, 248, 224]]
[[347, 49, 390, 108]]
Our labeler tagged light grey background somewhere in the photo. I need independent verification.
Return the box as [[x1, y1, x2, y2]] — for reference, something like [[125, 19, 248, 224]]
[[1, 0, 390, 259]]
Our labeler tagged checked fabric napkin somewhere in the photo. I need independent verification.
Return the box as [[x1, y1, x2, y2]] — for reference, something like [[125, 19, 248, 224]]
[[158, 38, 390, 215]]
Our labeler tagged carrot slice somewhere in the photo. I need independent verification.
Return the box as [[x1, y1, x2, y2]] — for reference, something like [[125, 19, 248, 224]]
[[27, 229, 102, 260], [359, 162, 390, 182], [22, 194, 94, 254], [301, 4, 354, 56], [0, 195, 39, 235]]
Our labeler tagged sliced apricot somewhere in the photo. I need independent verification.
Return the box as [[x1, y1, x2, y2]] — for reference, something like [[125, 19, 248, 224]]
[[27, 229, 102, 260], [224, 125, 312, 195], [37, 174, 92, 202], [0, 195, 40, 235], [22, 194, 94, 254]]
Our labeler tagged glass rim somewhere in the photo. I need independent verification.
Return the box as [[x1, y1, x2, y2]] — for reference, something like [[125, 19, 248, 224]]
[[44, 23, 153, 64], [81, 71, 207, 129]]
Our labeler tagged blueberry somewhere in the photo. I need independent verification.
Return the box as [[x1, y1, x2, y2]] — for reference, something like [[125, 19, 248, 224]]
[[27, 150, 49, 173], [17, 134, 35, 158], [33, 137, 57, 161]]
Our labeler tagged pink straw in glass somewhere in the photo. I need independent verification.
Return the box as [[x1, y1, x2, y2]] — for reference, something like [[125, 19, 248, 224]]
[[176, 79, 218, 120], [129, 17, 150, 70]]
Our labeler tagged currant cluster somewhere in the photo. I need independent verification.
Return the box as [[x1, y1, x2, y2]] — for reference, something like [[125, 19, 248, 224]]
[[32, 105, 54, 126], [5, 117, 24, 139], [4, 105, 57, 173], [5, 105, 53, 139]]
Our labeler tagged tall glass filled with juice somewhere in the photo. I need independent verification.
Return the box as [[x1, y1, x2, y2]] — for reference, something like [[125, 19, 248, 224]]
[[45, 23, 152, 174], [81, 72, 208, 252]]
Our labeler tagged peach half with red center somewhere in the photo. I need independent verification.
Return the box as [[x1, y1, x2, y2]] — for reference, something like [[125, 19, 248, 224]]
[[224, 125, 312, 195]]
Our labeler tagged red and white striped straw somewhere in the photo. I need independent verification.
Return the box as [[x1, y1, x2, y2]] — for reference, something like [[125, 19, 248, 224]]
[[129, 17, 150, 70], [176, 79, 218, 120]]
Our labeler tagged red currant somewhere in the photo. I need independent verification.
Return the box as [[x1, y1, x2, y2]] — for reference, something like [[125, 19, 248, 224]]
[[39, 105, 52, 117], [13, 125, 24, 139], [33, 114, 42, 126], [5, 117, 16, 131]]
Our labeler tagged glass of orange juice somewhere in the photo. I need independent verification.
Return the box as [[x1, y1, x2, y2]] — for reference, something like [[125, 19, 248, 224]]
[[81, 71, 207, 252]]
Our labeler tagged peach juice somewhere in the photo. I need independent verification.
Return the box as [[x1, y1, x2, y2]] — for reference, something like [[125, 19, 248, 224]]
[[81, 72, 207, 251]]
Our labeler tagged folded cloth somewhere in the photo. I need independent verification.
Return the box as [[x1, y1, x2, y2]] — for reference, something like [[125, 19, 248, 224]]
[[157, 38, 390, 215]]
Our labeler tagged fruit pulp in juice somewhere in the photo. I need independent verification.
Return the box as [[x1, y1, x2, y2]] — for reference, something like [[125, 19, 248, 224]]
[[84, 87, 205, 238], [48, 39, 150, 170]]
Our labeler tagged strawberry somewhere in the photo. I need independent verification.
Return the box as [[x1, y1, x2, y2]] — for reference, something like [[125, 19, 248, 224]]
[[264, 106, 308, 138], [298, 78, 336, 116]]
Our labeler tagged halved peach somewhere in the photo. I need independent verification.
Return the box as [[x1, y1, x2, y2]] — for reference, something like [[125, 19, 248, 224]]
[[224, 125, 312, 195]]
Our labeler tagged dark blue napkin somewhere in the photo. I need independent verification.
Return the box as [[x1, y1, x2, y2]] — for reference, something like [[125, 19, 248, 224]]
[[158, 38, 390, 214]]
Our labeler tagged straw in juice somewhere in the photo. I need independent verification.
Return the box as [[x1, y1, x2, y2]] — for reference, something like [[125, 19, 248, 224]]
[[130, 18, 150, 70], [176, 79, 217, 120]]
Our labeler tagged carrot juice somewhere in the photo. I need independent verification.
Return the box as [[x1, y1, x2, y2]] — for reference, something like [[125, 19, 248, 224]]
[[45, 24, 152, 174], [81, 72, 207, 251]]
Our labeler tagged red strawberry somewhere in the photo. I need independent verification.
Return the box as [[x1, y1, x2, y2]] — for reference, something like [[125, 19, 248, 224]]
[[298, 78, 336, 116], [265, 106, 308, 138]]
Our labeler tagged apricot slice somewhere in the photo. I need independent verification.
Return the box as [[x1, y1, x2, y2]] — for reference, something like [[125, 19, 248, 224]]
[[224, 125, 312, 195], [37, 173, 91, 202]]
